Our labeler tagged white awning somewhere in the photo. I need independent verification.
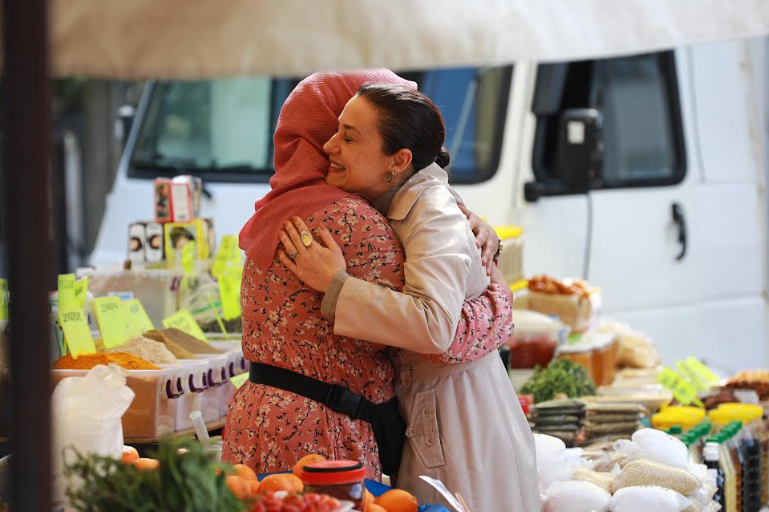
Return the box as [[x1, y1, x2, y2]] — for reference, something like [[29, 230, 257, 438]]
[[31, 0, 769, 78]]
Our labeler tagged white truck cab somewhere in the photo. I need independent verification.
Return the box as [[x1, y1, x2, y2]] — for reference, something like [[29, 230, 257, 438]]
[[92, 39, 769, 372]]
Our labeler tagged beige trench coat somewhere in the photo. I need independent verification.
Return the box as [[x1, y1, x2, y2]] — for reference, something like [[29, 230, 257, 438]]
[[334, 165, 540, 512]]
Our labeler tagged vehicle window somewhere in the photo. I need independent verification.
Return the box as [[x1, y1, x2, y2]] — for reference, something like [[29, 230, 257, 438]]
[[129, 67, 512, 184], [531, 51, 685, 196], [417, 66, 512, 184], [130, 77, 297, 182]]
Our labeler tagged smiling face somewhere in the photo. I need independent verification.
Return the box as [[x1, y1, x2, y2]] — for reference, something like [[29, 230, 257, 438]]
[[322, 95, 411, 202]]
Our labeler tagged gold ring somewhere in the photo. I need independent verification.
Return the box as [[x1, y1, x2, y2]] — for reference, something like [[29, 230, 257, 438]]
[[300, 231, 313, 247]]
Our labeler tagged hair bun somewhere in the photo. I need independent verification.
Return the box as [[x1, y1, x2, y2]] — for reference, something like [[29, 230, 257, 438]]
[[435, 147, 451, 168]]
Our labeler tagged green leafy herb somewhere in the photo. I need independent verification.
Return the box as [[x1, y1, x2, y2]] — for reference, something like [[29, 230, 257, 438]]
[[64, 436, 246, 512], [520, 358, 596, 403]]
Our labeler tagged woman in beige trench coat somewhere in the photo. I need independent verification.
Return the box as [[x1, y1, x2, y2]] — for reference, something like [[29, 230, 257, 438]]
[[280, 82, 540, 512]]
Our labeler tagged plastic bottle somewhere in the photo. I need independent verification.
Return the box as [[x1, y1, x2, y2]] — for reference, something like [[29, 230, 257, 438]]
[[705, 440, 726, 508], [716, 432, 739, 512]]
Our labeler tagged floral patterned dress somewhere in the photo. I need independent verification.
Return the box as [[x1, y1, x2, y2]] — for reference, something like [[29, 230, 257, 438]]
[[222, 196, 512, 479]]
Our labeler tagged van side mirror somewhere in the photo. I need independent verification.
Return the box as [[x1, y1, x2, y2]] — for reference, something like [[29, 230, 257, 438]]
[[556, 108, 603, 192], [115, 105, 136, 150]]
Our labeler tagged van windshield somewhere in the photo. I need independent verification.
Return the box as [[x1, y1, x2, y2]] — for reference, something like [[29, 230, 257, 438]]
[[129, 67, 512, 184], [130, 76, 296, 181]]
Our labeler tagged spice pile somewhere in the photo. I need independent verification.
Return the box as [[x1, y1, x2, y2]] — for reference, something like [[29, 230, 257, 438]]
[[144, 328, 223, 358], [53, 353, 159, 370], [101, 336, 178, 365]]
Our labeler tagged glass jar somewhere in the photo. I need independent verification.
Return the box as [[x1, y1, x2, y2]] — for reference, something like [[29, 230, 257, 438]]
[[300, 460, 366, 509]]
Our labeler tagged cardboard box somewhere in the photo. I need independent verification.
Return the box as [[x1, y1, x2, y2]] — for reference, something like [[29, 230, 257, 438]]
[[153, 179, 172, 223], [164, 220, 207, 268], [170, 178, 194, 223], [128, 222, 147, 264], [145, 222, 165, 262]]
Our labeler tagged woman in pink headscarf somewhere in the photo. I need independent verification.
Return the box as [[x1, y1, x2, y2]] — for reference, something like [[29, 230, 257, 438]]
[[222, 70, 513, 480]]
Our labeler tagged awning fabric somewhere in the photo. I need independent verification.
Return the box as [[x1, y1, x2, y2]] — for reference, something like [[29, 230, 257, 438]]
[[9, 0, 769, 78]]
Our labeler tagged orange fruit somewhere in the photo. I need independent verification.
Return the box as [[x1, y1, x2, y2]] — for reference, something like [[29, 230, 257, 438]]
[[233, 463, 258, 482], [376, 489, 418, 512], [292, 453, 326, 478], [366, 504, 388, 512], [362, 488, 375, 511], [132, 458, 159, 471], [226, 475, 250, 501], [121, 445, 139, 464], [257, 473, 304, 494], [247, 479, 260, 498]]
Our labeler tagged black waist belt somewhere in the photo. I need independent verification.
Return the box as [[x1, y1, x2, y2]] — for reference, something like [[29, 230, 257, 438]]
[[249, 362, 378, 422], [248, 361, 406, 476]]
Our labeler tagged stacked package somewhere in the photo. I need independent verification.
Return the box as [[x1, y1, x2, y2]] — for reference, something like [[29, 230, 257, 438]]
[[538, 429, 721, 512], [127, 175, 215, 266], [530, 398, 586, 446], [581, 403, 645, 445]]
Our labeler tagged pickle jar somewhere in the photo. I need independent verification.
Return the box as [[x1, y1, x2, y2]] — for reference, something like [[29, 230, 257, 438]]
[[301, 460, 366, 509]]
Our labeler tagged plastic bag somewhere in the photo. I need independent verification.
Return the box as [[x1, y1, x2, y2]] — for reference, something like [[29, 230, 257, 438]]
[[543, 480, 611, 512], [572, 467, 614, 494], [535, 434, 577, 492], [52, 365, 135, 507], [610, 486, 692, 512], [614, 428, 689, 470], [613, 459, 701, 495]]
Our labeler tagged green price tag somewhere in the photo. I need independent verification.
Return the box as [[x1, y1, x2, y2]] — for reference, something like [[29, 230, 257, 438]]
[[675, 360, 709, 392], [230, 373, 249, 389], [162, 309, 208, 342], [657, 366, 698, 406], [73, 277, 88, 309], [212, 235, 236, 278], [218, 271, 242, 321], [93, 296, 129, 348], [58, 307, 97, 357], [58, 274, 76, 309], [0, 278, 8, 321], [684, 357, 720, 384], [125, 299, 155, 337], [229, 239, 243, 266], [182, 241, 196, 275]]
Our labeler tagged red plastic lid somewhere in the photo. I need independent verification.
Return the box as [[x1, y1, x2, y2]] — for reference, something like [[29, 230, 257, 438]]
[[300, 460, 366, 485]]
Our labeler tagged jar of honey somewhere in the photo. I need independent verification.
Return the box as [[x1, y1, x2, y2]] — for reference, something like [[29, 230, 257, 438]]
[[301, 460, 366, 509]]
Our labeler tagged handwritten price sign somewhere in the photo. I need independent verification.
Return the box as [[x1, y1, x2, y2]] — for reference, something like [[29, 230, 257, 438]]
[[162, 309, 208, 342], [58, 307, 97, 357], [93, 296, 129, 348]]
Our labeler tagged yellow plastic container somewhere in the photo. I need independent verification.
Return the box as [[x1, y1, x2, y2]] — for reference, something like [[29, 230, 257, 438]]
[[652, 406, 706, 431]]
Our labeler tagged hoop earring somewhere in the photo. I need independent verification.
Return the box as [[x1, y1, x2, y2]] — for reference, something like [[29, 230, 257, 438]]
[[384, 171, 394, 183]]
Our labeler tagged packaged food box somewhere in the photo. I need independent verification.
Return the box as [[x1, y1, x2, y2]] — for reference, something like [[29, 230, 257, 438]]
[[506, 309, 568, 369], [528, 290, 600, 334], [50, 367, 176, 439]]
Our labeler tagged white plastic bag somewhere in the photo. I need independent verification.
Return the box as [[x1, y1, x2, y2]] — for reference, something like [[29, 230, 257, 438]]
[[614, 428, 689, 470], [52, 364, 135, 507], [535, 434, 577, 492], [610, 486, 692, 512], [543, 480, 611, 512]]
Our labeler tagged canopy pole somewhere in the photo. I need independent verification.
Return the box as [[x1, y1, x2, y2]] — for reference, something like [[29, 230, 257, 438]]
[[3, 0, 53, 509]]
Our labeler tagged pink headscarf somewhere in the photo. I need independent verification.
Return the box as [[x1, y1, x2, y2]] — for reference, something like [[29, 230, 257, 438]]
[[239, 70, 417, 270]]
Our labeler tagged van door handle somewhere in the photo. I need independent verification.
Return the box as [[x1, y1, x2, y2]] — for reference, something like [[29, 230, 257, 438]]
[[671, 202, 687, 261]]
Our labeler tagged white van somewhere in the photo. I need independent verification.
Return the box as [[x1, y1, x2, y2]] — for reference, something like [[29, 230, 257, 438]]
[[92, 38, 768, 372]]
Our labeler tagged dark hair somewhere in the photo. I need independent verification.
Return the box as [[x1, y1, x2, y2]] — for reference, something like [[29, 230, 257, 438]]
[[356, 83, 451, 170]]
